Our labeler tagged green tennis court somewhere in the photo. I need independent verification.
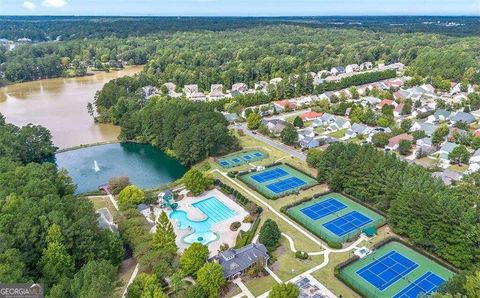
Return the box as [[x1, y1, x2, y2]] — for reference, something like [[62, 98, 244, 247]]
[[217, 150, 267, 168], [339, 241, 455, 298], [238, 164, 317, 199], [286, 193, 385, 245]]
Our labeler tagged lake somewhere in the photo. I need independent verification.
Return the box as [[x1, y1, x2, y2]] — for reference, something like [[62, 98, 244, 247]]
[[54, 143, 187, 194], [0, 66, 143, 149]]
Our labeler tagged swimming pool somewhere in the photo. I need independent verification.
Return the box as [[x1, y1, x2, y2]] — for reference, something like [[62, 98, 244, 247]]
[[193, 197, 236, 223], [169, 197, 236, 245]]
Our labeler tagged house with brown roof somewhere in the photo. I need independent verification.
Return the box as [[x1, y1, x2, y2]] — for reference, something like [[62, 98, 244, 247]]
[[376, 99, 396, 110], [385, 133, 414, 151]]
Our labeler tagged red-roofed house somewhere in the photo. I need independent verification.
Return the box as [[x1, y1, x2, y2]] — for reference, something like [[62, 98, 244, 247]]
[[376, 99, 396, 110], [300, 111, 323, 121], [393, 103, 405, 117], [393, 91, 404, 100], [273, 100, 297, 111], [386, 133, 414, 151]]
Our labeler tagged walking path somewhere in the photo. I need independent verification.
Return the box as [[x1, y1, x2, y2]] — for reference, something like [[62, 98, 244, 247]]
[[123, 264, 139, 297], [232, 278, 255, 298]]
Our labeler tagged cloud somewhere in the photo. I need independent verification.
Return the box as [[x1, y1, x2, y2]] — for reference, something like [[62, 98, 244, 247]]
[[22, 1, 37, 10], [42, 0, 68, 8]]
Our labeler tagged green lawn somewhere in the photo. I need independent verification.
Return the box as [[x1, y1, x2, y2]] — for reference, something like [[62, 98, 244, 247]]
[[243, 274, 277, 296], [328, 128, 347, 138], [448, 164, 468, 173]]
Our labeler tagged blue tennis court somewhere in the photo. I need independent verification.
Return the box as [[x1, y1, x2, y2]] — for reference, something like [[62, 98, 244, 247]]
[[266, 177, 306, 193], [393, 272, 445, 298], [323, 211, 372, 237], [232, 158, 241, 163], [251, 168, 289, 183], [243, 155, 252, 160], [220, 161, 229, 166], [300, 198, 347, 220], [254, 152, 263, 157], [357, 250, 418, 291]]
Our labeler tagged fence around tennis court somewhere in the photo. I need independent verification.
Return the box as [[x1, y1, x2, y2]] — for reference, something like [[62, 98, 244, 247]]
[[237, 162, 318, 200], [334, 237, 460, 298], [216, 149, 268, 168], [282, 191, 387, 247]]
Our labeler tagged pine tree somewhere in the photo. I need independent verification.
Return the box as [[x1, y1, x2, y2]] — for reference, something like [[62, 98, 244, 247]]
[[152, 211, 177, 255]]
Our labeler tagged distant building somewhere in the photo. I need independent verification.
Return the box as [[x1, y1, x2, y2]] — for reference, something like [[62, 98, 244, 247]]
[[210, 243, 269, 280]]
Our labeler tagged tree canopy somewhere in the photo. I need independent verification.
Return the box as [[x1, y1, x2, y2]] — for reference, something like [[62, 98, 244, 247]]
[[259, 219, 281, 251]]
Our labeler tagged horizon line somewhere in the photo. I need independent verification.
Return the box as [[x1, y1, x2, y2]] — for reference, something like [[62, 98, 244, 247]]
[[0, 14, 478, 17]]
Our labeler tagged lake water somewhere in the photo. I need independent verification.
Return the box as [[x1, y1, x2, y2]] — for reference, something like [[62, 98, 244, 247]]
[[0, 66, 142, 149], [53, 143, 187, 194]]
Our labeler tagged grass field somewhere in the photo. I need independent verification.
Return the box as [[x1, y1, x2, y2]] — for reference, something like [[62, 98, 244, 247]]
[[238, 164, 318, 199], [286, 193, 385, 245], [339, 241, 455, 298]]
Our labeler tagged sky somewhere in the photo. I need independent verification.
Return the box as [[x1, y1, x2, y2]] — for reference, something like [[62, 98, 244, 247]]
[[1, 0, 479, 16]]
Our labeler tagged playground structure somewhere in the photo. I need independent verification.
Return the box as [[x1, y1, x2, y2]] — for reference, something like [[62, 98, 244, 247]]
[[158, 190, 178, 210]]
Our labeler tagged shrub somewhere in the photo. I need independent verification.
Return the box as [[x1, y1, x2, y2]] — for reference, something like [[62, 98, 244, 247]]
[[108, 176, 131, 195], [295, 251, 309, 260], [230, 222, 241, 231], [243, 215, 254, 223]]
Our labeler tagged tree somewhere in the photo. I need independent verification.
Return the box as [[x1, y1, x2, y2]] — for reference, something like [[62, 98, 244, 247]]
[[280, 123, 298, 145], [118, 185, 145, 209], [196, 262, 225, 298], [16, 124, 57, 163], [292, 116, 304, 128], [183, 168, 213, 196], [268, 283, 300, 298], [471, 137, 480, 150], [247, 112, 262, 130], [400, 119, 412, 132], [465, 271, 480, 298], [127, 273, 167, 298], [69, 260, 119, 298], [152, 211, 177, 255], [180, 243, 209, 277], [86, 102, 95, 119], [449, 145, 470, 165], [0, 249, 26, 283], [398, 140, 412, 156], [259, 219, 281, 250], [349, 86, 359, 99], [432, 125, 449, 145], [372, 133, 390, 148], [185, 284, 208, 298], [39, 224, 74, 289], [108, 176, 131, 195]]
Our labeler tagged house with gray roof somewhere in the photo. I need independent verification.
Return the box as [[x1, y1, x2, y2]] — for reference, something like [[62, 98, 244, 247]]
[[427, 109, 452, 123], [449, 111, 476, 124], [432, 169, 463, 186], [432, 142, 459, 167], [345, 123, 370, 139], [210, 243, 269, 280], [299, 136, 320, 149], [410, 121, 438, 137], [261, 119, 287, 136]]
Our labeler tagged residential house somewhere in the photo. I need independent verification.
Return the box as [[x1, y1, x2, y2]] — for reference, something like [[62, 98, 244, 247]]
[[261, 119, 287, 136], [468, 149, 480, 173], [410, 121, 438, 137], [140, 85, 158, 99], [359, 62, 373, 71], [449, 111, 476, 125], [223, 112, 239, 123], [385, 133, 413, 151], [209, 84, 225, 100], [393, 103, 404, 117], [137, 204, 154, 224], [330, 66, 346, 75], [231, 83, 248, 93], [432, 169, 463, 186], [210, 243, 269, 280], [345, 123, 371, 139], [360, 96, 381, 107], [184, 84, 199, 97], [416, 137, 436, 157], [163, 82, 177, 93], [269, 78, 283, 85], [273, 100, 297, 112], [299, 136, 320, 149], [427, 109, 452, 124], [376, 99, 396, 110], [300, 111, 323, 122], [345, 64, 360, 73], [96, 208, 118, 233], [432, 142, 459, 167], [297, 127, 316, 140], [296, 96, 314, 107], [328, 117, 351, 132], [254, 81, 268, 92]]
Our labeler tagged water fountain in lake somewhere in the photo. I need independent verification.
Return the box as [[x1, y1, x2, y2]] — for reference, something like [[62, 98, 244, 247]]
[[93, 160, 100, 172]]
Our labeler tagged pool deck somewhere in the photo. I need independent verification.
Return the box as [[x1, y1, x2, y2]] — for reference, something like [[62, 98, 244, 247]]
[[169, 188, 251, 255]]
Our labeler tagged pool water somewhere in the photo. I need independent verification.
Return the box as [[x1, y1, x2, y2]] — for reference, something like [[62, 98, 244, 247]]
[[169, 197, 236, 245], [193, 197, 236, 223]]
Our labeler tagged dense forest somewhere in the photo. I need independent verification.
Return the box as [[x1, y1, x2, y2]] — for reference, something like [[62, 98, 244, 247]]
[[0, 114, 124, 296], [307, 143, 480, 295], [1, 19, 479, 84]]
